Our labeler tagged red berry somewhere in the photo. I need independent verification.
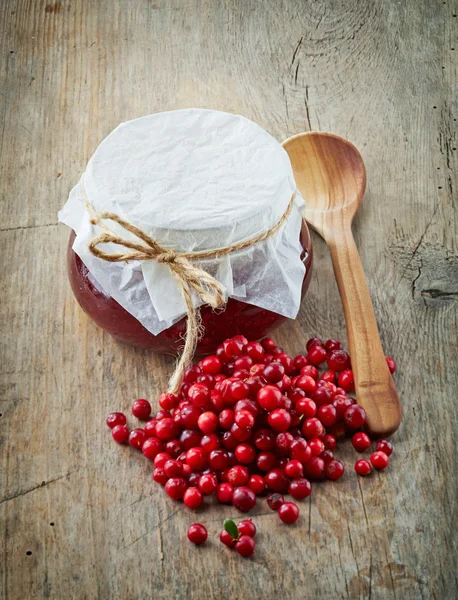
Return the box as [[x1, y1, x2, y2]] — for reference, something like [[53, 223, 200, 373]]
[[245, 341, 265, 362], [256, 451, 277, 472], [106, 412, 126, 429], [344, 405, 367, 430], [216, 482, 234, 504], [300, 365, 319, 380], [268, 408, 292, 433], [128, 428, 146, 449], [180, 429, 202, 451], [154, 452, 171, 468], [224, 338, 244, 359], [306, 337, 324, 351], [187, 523, 207, 544], [313, 385, 334, 406], [131, 399, 151, 420], [275, 432, 294, 456], [325, 459, 345, 481], [295, 398, 317, 418], [264, 468, 288, 492], [284, 459, 303, 479], [232, 486, 256, 512], [208, 449, 230, 470], [142, 436, 163, 460], [320, 370, 336, 384], [327, 350, 351, 372], [220, 529, 237, 547], [302, 417, 325, 440], [153, 467, 168, 485], [248, 474, 265, 495], [186, 447, 207, 471], [180, 405, 202, 429], [323, 434, 337, 450], [164, 459, 184, 478], [111, 424, 129, 444], [304, 456, 325, 480], [219, 409, 234, 429], [227, 465, 249, 486], [238, 518, 256, 537], [278, 502, 300, 524], [257, 385, 282, 411], [385, 356, 396, 374], [296, 375, 317, 395], [288, 478, 312, 500], [290, 438, 312, 465], [267, 493, 284, 510], [317, 404, 337, 427], [325, 339, 343, 352], [235, 535, 255, 557], [200, 433, 220, 454], [355, 459, 372, 476], [254, 428, 276, 451], [352, 432, 371, 452], [188, 383, 210, 407], [144, 419, 158, 438], [320, 449, 334, 465], [308, 437, 325, 456], [337, 369, 355, 392], [197, 411, 219, 434], [159, 392, 180, 411], [375, 439, 393, 456], [235, 443, 256, 464], [235, 410, 255, 430], [307, 345, 328, 366], [370, 451, 389, 470], [183, 487, 204, 509], [200, 355, 222, 375], [199, 473, 218, 495], [263, 362, 285, 383], [155, 418, 179, 441], [184, 364, 202, 383], [165, 477, 187, 500]]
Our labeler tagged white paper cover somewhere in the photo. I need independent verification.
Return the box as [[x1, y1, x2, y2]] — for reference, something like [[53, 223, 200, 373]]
[[58, 109, 306, 335]]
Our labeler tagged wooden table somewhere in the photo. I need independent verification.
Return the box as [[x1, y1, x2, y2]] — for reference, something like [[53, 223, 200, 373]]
[[1, 1, 457, 598]]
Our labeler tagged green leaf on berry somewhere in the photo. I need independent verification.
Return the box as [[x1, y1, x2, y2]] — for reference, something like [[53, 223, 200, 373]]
[[223, 518, 239, 540]]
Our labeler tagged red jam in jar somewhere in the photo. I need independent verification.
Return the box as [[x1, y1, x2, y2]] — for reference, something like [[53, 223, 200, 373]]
[[67, 224, 313, 355]]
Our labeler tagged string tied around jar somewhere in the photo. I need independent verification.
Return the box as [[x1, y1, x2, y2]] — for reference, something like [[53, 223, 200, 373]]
[[81, 185, 296, 394]]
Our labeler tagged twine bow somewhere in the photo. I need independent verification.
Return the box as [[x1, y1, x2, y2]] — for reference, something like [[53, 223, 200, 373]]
[[82, 186, 296, 393]]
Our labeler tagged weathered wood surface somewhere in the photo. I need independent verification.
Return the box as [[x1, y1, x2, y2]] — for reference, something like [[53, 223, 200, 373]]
[[0, 1, 457, 598]]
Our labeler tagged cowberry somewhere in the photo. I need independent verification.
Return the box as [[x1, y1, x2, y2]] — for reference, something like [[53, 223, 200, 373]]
[[325, 339, 343, 352], [197, 411, 219, 434], [128, 428, 146, 449], [112, 424, 129, 444], [370, 451, 389, 470], [296, 375, 317, 395], [220, 529, 237, 547], [308, 437, 325, 456], [304, 456, 325, 480], [284, 459, 303, 478], [375, 439, 393, 456], [256, 451, 277, 472], [288, 478, 312, 500], [385, 356, 396, 374], [355, 459, 372, 476], [216, 483, 234, 504], [164, 459, 183, 478], [186, 447, 207, 471], [142, 437, 163, 460], [235, 535, 255, 557], [245, 341, 265, 362], [187, 523, 207, 544], [165, 477, 187, 500], [278, 502, 300, 524], [248, 474, 265, 495], [227, 465, 249, 486], [106, 412, 126, 429], [235, 443, 256, 464], [254, 428, 276, 451], [208, 449, 230, 470], [263, 362, 285, 383], [264, 468, 288, 492], [307, 345, 328, 366], [235, 410, 255, 430], [295, 398, 317, 418], [327, 350, 351, 372], [238, 518, 256, 537], [337, 369, 355, 392], [200, 355, 222, 375], [268, 408, 292, 433], [267, 493, 284, 510], [131, 399, 152, 420], [343, 405, 366, 430], [183, 487, 204, 509], [302, 418, 325, 440], [198, 473, 218, 495], [317, 404, 337, 427], [306, 337, 324, 351], [155, 418, 179, 441], [290, 438, 312, 465], [325, 459, 345, 481], [352, 432, 371, 452], [232, 486, 257, 512], [257, 385, 282, 411]]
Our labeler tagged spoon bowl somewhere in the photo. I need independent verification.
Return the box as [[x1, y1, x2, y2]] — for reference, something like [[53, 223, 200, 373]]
[[283, 132, 402, 437]]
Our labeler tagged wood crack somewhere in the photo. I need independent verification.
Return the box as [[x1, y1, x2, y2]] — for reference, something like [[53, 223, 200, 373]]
[[0, 222, 58, 233], [291, 36, 303, 67], [0, 470, 79, 505]]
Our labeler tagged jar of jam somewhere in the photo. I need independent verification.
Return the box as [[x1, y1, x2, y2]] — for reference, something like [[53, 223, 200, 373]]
[[59, 109, 313, 355]]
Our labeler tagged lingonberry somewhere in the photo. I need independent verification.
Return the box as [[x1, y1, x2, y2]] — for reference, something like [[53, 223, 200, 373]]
[[198, 473, 218, 495], [152, 467, 168, 485], [288, 478, 312, 500], [188, 383, 211, 407], [200, 433, 220, 454], [217, 482, 234, 504], [257, 385, 282, 411], [337, 369, 355, 392], [234, 399, 259, 417], [268, 408, 292, 433], [275, 432, 294, 456], [197, 373, 215, 389], [235, 443, 256, 464], [187, 523, 207, 545], [179, 429, 202, 451], [308, 437, 325, 456], [111, 424, 130, 444], [248, 474, 265, 495], [159, 392, 180, 411], [229, 380, 249, 402], [165, 477, 187, 501], [208, 449, 229, 470], [264, 468, 288, 492], [219, 409, 234, 429], [313, 385, 334, 406], [183, 487, 204, 509], [343, 405, 367, 430], [333, 395, 354, 418], [164, 459, 184, 478], [352, 432, 371, 452], [290, 438, 312, 464], [307, 344, 328, 366], [385, 356, 396, 374], [375, 439, 393, 456], [325, 339, 343, 352], [164, 439, 182, 458], [235, 410, 255, 431], [302, 417, 326, 440], [355, 459, 372, 476], [296, 375, 317, 395], [304, 456, 325, 480], [230, 423, 251, 442], [370, 451, 389, 470], [155, 418, 179, 441], [142, 436, 163, 460], [263, 362, 285, 383], [186, 447, 207, 471], [184, 364, 202, 383], [245, 376, 263, 397], [144, 419, 158, 438], [278, 502, 300, 524], [267, 492, 285, 510], [323, 434, 337, 450], [321, 370, 336, 384], [235, 535, 256, 557], [300, 365, 319, 380], [232, 486, 257, 512], [131, 399, 152, 420], [320, 449, 334, 465], [317, 404, 337, 427], [128, 428, 147, 450], [220, 529, 237, 548], [106, 412, 127, 429], [221, 431, 238, 451], [295, 398, 317, 418], [254, 428, 276, 451], [284, 459, 303, 478], [306, 337, 324, 351], [180, 405, 202, 429], [197, 411, 219, 434], [154, 452, 171, 468], [245, 341, 265, 362], [325, 459, 345, 481], [224, 338, 244, 359], [256, 451, 277, 472], [238, 518, 256, 537], [200, 355, 222, 375], [227, 465, 249, 486]]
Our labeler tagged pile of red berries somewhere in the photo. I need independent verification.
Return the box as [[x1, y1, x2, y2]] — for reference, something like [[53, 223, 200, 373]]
[[106, 335, 396, 514]]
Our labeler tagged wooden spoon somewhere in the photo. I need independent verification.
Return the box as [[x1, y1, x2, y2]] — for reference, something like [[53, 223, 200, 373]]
[[283, 132, 402, 437]]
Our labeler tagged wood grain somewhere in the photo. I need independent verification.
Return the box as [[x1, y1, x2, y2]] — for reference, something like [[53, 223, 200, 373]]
[[1, 1, 457, 599]]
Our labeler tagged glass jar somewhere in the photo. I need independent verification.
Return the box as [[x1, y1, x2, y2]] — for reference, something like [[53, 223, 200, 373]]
[[67, 223, 313, 354]]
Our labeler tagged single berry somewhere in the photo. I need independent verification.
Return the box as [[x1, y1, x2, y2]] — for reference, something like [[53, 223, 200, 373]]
[[254, 428, 276, 451], [220, 529, 237, 548], [337, 369, 355, 392], [355, 459, 372, 476], [257, 385, 282, 411], [307, 345, 328, 366], [304, 456, 325, 480], [208, 449, 230, 471], [288, 478, 312, 500], [327, 350, 351, 372], [325, 459, 345, 481], [142, 436, 163, 460], [343, 405, 367, 430], [295, 398, 317, 418], [235, 535, 255, 557], [267, 492, 284, 510], [197, 411, 219, 434], [216, 483, 234, 504], [370, 451, 389, 470], [198, 473, 218, 495], [268, 408, 292, 433], [265, 468, 288, 492], [302, 417, 325, 440], [154, 452, 171, 468], [183, 487, 204, 509], [308, 438, 325, 456], [317, 404, 337, 427], [106, 412, 127, 429], [325, 339, 343, 352], [352, 432, 371, 452], [235, 443, 256, 464], [263, 362, 285, 383], [278, 502, 300, 524], [385, 356, 396, 374], [128, 428, 147, 450], [200, 355, 222, 375], [375, 439, 393, 456], [164, 459, 184, 478], [132, 399, 152, 420], [165, 477, 187, 500], [187, 523, 207, 545], [227, 465, 250, 486], [232, 486, 257, 512], [155, 418, 179, 441], [284, 459, 303, 479], [248, 474, 265, 495], [186, 447, 207, 471], [306, 337, 324, 351], [290, 438, 312, 465], [152, 467, 168, 485], [238, 518, 256, 537], [159, 392, 180, 411], [234, 410, 255, 431], [323, 434, 337, 450], [320, 370, 336, 384], [111, 424, 129, 444]]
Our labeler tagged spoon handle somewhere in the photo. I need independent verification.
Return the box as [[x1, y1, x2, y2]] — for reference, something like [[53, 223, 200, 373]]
[[325, 225, 402, 437]]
